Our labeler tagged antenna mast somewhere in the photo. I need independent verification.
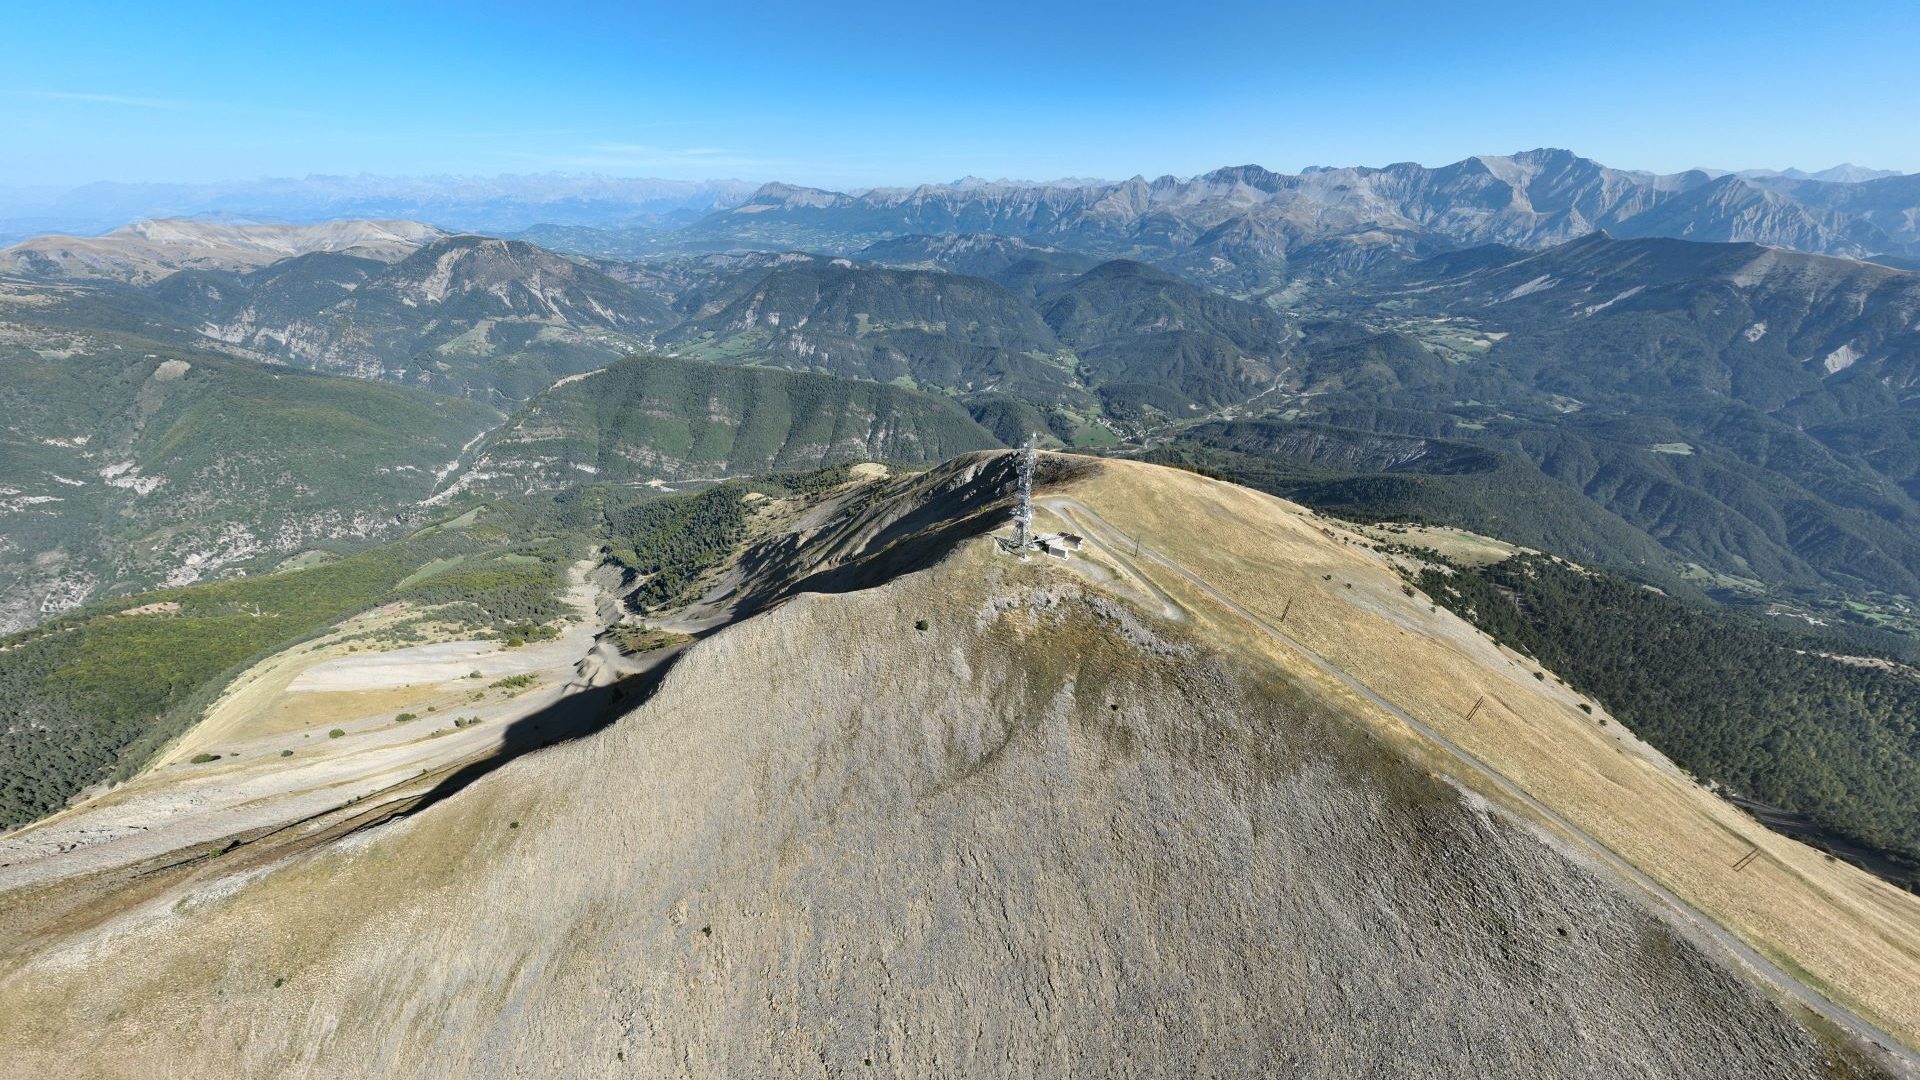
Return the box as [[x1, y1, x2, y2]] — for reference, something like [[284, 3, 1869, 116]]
[[1010, 436, 1037, 557]]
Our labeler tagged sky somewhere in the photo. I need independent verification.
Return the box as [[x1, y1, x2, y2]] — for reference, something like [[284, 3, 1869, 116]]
[[3, 0, 1918, 190]]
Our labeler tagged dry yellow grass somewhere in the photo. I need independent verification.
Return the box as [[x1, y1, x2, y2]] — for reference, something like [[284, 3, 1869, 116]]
[[1057, 457, 1920, 1048], [1349, 520, 1527, 566], [167, 605, 476, 762]]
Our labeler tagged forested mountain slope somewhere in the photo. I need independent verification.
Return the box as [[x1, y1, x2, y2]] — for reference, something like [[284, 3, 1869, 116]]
[[10, 214, 1920, 650], [1037, 259, 1289, 411], [0, 323, 499, 633], [1415, 550, 1920, 878], [447, 354, 1001, 493], [156, 235, 676, 398], [1176, 235, 1920, 637], [658, 257, 1078, 399]]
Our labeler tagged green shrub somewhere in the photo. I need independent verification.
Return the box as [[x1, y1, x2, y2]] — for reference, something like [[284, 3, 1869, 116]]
[[1418, 551, 1920, 866], [395, 712, 418, 723], [622, 486, 754, 610], [606, 626, 692, 655], [328, 728, 346, 739], [188, 753, 221, 764]]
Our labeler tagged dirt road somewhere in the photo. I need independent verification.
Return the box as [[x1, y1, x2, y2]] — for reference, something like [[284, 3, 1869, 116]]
[[0, 561, 634, 896]]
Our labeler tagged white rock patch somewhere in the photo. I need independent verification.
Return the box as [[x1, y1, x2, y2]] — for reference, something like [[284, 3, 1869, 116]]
[[1580, 286, 1643, 316], [1501, 274, 1557, 301]]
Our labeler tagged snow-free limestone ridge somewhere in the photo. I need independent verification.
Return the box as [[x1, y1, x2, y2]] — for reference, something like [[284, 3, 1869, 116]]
[[0, 218, 446, 283], [0, 453, 1915, 1078]]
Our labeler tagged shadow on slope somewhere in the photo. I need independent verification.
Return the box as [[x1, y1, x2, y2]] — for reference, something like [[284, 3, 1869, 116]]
[[383, 656, 685, 826], [676, 451, 1100, 626], [387, 450, 1102, 824]]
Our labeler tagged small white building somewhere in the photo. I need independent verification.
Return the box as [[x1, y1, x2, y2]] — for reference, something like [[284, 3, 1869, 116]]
[[1032, 532, 1084, 560]]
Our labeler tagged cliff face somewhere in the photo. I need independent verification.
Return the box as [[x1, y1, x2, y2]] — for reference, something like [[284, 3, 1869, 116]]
[[0, 458, 1904, 1078]]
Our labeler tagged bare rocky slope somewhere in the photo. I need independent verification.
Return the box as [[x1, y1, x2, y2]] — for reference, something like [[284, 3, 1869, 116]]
[[0, 455, 1911, 1078], [670, 150, 1920, 282]]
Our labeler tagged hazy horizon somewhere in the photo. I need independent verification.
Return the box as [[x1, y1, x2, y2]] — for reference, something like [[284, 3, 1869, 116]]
[[6, 1, 1919, 192], [4, 150, 1912, 199], [3, 148, 1909, 246]]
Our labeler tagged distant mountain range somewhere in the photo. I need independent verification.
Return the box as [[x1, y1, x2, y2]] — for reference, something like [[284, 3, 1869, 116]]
[[7, 152, 1915, 273], [652, 150, 1920, 284], [1737, 164, 1906, 185], [0, 218, 445, 283], [5, 157, 1920, 651], [0, 226, 674, 398], [0, 174, 758, 244]]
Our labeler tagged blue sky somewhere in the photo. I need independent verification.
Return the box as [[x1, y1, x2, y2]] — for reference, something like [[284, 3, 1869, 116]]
[[4, 0, 1917, 188]]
